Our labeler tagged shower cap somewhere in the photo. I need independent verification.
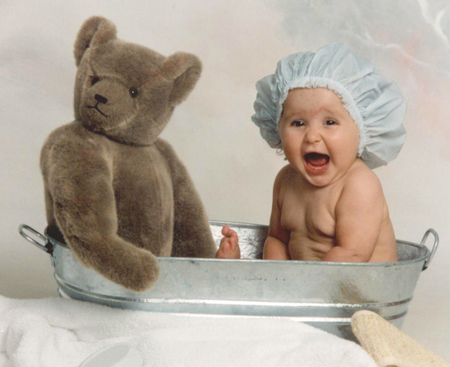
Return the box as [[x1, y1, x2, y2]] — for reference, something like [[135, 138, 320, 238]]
[[251, 43, 406, 169]]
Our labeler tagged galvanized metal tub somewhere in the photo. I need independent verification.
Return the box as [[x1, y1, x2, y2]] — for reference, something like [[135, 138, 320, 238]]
[[19, 221, 438, 341]]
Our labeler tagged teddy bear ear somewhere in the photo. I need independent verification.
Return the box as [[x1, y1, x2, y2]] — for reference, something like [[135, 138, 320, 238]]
[[161, 52, 202, 107], [74, 16, 117, 66]]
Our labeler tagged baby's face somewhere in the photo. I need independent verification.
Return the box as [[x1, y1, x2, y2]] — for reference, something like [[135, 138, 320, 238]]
[[279, 87, 359, 187]]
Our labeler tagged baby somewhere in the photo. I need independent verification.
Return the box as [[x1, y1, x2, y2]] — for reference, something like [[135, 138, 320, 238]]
[[216, 44, 406, 262]]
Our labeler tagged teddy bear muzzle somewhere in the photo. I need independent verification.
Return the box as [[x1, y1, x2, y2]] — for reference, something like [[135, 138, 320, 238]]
[[87, 94, 109, 117], [81, 81, 138, 134]]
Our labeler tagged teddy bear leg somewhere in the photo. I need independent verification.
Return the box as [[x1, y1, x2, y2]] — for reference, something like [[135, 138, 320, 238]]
[[171, 189, 218, 258], [155, 140, 217, 259], [168, 168, 217, 258]]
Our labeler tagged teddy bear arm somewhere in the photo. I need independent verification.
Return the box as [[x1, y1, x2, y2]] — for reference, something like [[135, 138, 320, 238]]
[[43, 136, 160, 291], [155, 140, 217, 258]]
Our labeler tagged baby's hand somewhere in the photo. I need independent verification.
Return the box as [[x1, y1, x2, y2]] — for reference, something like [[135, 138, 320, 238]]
[[216, 225, 241, 259]]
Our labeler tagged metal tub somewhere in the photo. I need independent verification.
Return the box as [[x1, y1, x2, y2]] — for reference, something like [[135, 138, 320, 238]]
[[19, 221, 438, 341]]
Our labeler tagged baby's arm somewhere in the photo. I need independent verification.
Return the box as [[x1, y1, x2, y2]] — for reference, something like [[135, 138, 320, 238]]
[[263, 169, 291, 260], [322, 171, 384, 262], [264, 236, 290, 260]]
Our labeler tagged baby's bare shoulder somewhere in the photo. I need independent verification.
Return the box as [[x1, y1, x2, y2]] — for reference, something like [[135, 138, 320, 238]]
[[273, 164, 301, 194], [339, 161, 384, 207], [275, 164, 297, 185], [346, 161, 382, 189]]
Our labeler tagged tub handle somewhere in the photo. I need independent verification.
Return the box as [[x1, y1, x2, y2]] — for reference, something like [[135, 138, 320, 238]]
[[420, 228, 439, 271], [18, 224, 53, 255]]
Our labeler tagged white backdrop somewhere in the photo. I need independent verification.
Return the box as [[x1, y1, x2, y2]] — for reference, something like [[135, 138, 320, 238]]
[[1, 0, 449, 361]]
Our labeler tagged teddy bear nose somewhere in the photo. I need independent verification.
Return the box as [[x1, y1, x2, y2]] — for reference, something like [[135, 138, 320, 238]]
[[95, 94, 108, 104]]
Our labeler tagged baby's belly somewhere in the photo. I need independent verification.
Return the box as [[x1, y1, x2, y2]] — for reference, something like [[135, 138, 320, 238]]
[[288, 236, 334, 261]]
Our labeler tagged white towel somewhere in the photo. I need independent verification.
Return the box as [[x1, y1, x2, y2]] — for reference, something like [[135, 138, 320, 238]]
[[0, 295, 376, 367]]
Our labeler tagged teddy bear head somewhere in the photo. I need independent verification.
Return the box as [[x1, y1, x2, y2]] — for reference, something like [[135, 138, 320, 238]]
[[73, 16, 202, 145]]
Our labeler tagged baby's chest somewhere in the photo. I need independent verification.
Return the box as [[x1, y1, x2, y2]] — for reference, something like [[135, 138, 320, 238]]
[[280, 190, 336, 238]]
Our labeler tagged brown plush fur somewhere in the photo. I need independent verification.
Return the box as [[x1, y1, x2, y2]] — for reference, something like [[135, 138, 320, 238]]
[[40, 16, 217, 292]]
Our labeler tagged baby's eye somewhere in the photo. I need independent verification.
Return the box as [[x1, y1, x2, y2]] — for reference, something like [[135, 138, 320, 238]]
[[325, 120, 337, 126], [292, 120, 305, 127]]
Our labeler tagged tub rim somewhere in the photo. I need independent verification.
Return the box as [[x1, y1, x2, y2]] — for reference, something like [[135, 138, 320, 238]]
[[18, 221, 439, 271]]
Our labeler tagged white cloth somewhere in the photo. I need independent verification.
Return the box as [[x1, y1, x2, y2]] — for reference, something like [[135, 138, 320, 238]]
[[252, 43, 407, 169], [0, 295, 377, 367]]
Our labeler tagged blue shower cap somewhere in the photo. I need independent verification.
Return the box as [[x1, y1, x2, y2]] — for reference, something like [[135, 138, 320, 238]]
[[251, 43, 406, 169]]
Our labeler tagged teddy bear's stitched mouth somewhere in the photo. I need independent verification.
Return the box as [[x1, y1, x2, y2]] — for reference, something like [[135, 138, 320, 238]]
[[87, 104, 108, 118]]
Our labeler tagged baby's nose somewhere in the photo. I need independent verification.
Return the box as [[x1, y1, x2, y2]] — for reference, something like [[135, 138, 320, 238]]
[[305, 127, 322, 143]]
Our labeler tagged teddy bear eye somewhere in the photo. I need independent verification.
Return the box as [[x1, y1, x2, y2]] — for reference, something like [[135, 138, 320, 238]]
[[129, 87, 139, 98], [91, 76, 100, 86]]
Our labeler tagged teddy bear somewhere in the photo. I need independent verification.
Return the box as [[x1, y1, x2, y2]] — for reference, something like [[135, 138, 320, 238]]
[[40, 16, 218, 292]]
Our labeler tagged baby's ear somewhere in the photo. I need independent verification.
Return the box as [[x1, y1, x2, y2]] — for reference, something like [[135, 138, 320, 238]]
[[161, 52, 202, 107], [74, 16, 117, 66]]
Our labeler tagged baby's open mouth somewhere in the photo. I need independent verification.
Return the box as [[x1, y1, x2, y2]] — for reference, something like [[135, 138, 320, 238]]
[[304, 153, 330, 173]]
